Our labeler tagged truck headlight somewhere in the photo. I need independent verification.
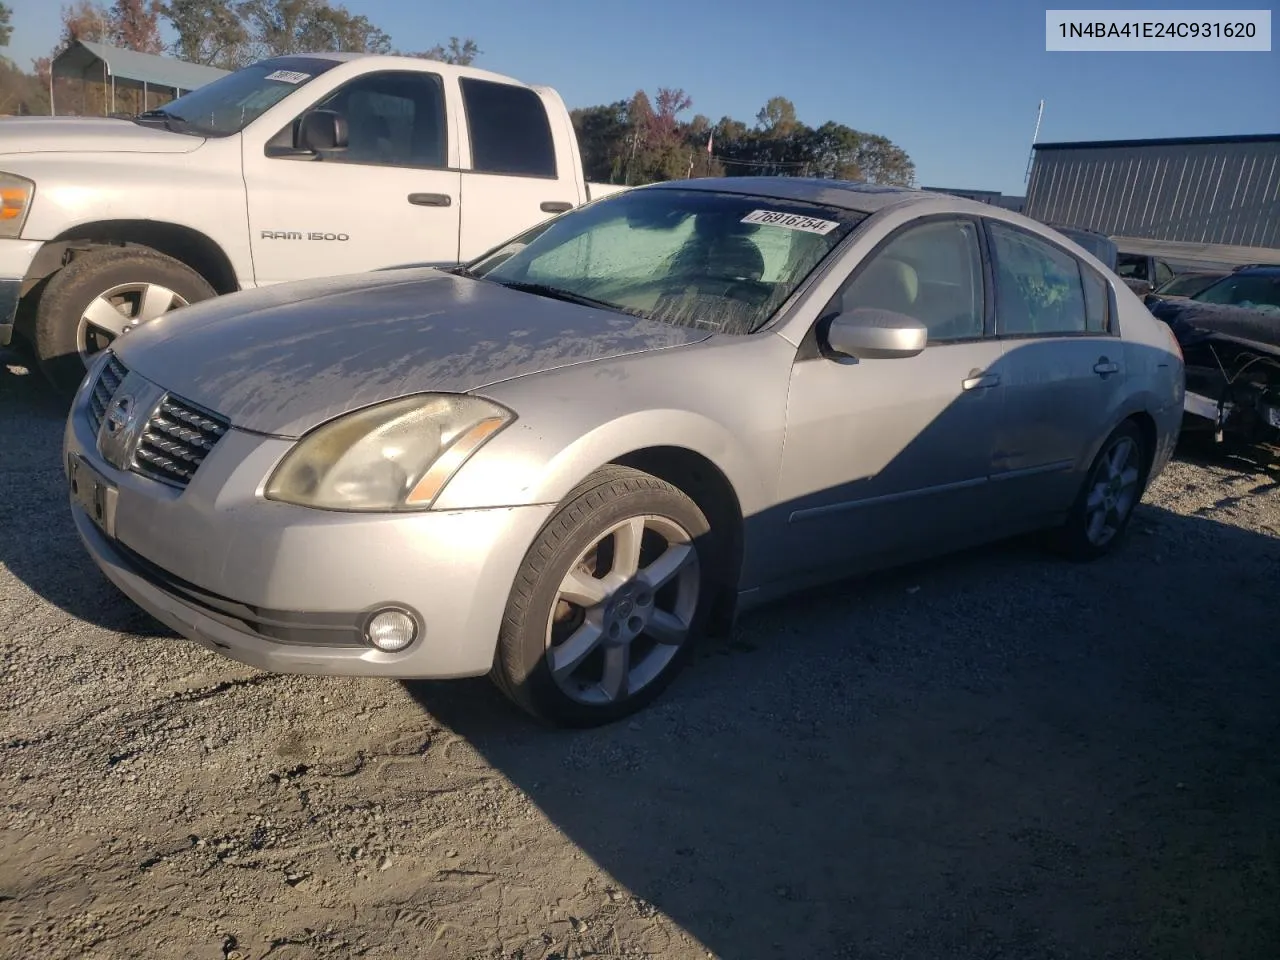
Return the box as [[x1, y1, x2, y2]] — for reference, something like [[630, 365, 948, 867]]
[[264, 394, 514, 512], [0, 173, 34, 238]]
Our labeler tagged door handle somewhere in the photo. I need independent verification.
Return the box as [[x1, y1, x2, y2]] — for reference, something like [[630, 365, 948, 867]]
[[540, 200, 573, 213], [1093, 358, 1120, 376], [962, 372, 1000, 391], [408, 192, 452, 207]]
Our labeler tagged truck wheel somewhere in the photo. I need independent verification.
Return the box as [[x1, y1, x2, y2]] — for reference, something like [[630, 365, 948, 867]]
[[34, 246, 216, 396]]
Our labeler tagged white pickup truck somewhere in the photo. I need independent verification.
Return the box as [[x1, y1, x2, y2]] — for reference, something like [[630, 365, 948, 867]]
[[0, 53, 627, 394]]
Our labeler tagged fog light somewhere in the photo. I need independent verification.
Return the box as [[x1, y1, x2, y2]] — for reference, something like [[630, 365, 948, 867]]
[[365, 609, 417, 652]]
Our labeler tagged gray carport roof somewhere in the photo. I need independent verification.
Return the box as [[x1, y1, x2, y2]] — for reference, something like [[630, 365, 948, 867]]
[[51, 40, 230, 95]]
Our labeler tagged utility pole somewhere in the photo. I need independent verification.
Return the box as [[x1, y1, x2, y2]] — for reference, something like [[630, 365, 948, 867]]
[[1023, 99, 1045, 186]]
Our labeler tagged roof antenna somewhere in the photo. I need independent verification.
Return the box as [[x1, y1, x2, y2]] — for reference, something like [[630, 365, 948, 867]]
[[1024, 99, 1045, 186]]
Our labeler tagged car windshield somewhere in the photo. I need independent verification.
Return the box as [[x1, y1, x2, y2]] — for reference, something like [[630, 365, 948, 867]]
[[1155, 272, 1224, 297], [467, 187, 866, 335], [1192, 273, 1280, 314], [133, 57, 340, 137]]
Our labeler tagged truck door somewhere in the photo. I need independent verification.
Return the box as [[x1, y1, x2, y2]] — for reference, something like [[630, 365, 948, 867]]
[[243, 69, 461, 284], [456, 78, 583, 260]]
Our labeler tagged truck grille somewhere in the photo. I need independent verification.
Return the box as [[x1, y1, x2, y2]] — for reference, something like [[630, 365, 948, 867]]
[[134, 395, 230, 487], [87, 354, 129, 433]]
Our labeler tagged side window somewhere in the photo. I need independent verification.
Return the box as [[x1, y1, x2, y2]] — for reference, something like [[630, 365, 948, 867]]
[[1115, 253, 1146, 280], [836, 218, 985, 342], [461, 78, 557, 178], [1155, 260, 1175, 287], [310, 71, 446, 169], [988, 221, 1087, 336], [1081, 265, 1111, 333]]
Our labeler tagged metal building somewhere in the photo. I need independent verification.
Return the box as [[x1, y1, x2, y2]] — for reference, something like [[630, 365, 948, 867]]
[[50, 40, 229, 117], [922, 187, 1025, 212], [1023, 133, 1280, 265]]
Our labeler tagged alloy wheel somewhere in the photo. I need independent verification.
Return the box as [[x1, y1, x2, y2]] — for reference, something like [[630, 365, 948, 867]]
[[76, 282, 188, 362], [1084, 435, 1141, 547], [544, 514, 700, 706]]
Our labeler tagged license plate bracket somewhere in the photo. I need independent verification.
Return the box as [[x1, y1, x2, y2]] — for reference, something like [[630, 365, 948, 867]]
[[69, 454, 118, 539]]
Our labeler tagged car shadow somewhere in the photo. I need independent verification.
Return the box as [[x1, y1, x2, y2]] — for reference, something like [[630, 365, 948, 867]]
[[0, 346, 174, 638], [404, 503, 1280, 958]]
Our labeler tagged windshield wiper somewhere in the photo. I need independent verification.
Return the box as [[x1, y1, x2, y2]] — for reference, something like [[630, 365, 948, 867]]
[[494, 280, 637, 315], [133, 109, 194, 134]]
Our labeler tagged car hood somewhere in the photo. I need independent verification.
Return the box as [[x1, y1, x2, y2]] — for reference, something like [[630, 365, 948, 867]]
[[111, 268, 711, 437], [0, 116, 205, 156], [1148, 297, 1280, 352]]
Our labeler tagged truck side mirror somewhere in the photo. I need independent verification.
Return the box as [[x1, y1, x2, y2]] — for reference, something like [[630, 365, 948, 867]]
[[297, 110, 349, 153]]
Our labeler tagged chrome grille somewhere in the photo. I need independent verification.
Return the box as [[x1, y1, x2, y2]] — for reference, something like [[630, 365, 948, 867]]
[[87, 354, 129, 434], [133, 394, 230, 488]]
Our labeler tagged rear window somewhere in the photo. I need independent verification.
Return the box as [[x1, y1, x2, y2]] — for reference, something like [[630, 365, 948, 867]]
[[461, 78, 557, 178]]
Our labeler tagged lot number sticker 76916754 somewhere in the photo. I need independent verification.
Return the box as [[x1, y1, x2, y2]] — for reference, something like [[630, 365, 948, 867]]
[[265, 70, 311, 84], [740, 209, 841, 235]]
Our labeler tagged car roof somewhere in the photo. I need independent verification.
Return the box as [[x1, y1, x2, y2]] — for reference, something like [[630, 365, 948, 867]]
[[640, 176, 1070, 236], [644, 176, 942, 214], [1231, 264, 1280, 276]]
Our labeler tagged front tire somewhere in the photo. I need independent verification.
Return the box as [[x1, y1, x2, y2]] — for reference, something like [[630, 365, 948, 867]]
[[34, 246, 216, 396], [490, 465, 713, 727], [1051, 420, 1149, 561]]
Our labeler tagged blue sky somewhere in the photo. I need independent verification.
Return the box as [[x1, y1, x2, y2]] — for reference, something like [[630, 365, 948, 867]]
[[6, 0, 1278, 194]]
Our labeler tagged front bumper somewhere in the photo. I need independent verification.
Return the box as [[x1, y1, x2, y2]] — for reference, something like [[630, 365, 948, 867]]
[[0, 239, 41, 346], [64, 389, 556, 679]]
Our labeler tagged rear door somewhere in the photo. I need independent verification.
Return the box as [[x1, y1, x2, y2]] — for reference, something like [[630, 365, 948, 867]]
[[984, 219, 1128, 524], [456, 78, 583, 260], [243, 68, 461, 283]]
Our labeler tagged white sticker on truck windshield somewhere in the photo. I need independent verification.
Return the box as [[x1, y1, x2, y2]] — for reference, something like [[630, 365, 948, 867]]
[[740, 209, 840, 235], [265, 70, 310, 84]]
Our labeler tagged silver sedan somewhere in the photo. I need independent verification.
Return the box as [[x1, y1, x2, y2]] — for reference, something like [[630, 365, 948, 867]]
[[63, 178, 1185, 726]]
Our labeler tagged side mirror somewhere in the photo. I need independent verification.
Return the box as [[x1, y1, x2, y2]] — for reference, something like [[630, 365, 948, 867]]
[[823, 307, 928, 360], [1122, 277, 1153, 297], [297, 110, 348, 153]]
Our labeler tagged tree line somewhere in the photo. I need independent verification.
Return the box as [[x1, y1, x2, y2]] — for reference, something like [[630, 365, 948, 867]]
[[573, 92, 914, 187], [0, 0, 915, 187], [0, 0, 479, 115]]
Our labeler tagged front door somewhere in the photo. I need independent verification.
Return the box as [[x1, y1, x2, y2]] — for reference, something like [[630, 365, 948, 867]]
[[984, 219, 1129, 523], [243, 69, 461, 284], [776, 215, 1006, 582]]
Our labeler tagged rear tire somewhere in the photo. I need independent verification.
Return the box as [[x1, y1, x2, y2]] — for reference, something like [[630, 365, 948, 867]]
[[490, 465, 713, 728], [1050, 419, 1150, 561], [34, 246, 216, 397]]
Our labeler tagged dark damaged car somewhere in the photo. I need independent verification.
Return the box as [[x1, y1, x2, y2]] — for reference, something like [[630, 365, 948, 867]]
[[1146, 265, 1280, 450]]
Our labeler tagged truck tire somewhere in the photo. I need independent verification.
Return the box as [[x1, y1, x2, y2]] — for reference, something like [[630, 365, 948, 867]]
[[34, 246, 216, 397]]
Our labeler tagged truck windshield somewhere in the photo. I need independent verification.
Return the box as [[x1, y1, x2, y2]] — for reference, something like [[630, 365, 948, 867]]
[[467, 188, 866, 335], [133, 57, 341, 138]]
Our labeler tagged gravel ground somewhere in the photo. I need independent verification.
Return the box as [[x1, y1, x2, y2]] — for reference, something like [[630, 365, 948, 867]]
[[2, 346, 1279, 960]]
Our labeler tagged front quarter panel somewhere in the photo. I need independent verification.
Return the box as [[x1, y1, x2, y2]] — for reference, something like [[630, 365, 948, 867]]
[[433, 332, 797, 519], [11, 137, 255, 286]]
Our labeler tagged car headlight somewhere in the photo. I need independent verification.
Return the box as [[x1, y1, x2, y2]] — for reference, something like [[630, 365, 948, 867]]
[[264, 394, 514, 512], [0, 173, 34, 239]]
